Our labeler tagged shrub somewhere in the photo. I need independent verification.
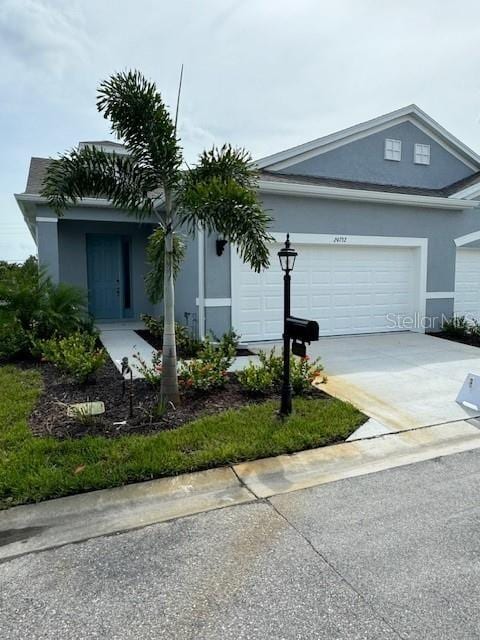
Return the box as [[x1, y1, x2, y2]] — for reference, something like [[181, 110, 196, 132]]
[[258, 348, 284, 383], [178, 333, 236, 392], [141, 314, 203, 357], [237, 348, 323, 396], [237, 361, 274, 395], [442, 315, 469, 338], [0, 257, 92, 359], [132, 350, 163, 386], [290, 355, 324, 394], [0, 314, 29, 361], [178, 360, 228, 391], [39, 332, 106, 383]]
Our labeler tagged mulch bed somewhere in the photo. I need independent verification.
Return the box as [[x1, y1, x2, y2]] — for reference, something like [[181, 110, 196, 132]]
[[136, 330, 254, 357], [428, 331, 480, 348], [25, 358, 328, 440]]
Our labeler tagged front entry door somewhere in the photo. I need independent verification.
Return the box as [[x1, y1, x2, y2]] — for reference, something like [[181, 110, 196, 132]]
[[86, 234, 123, 319]]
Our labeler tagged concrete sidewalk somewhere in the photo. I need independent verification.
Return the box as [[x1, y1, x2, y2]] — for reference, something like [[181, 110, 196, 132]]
[[2, 418, 480, 562], [99, 322, 155, 379]]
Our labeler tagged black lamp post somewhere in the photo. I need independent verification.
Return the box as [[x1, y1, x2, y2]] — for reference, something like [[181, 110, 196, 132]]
[[278, 233, 298, 417]]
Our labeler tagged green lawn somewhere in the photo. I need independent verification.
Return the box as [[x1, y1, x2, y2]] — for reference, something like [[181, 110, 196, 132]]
[[0, 365, 366, 508]]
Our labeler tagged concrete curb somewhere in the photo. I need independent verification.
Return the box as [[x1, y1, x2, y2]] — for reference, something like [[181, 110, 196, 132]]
[[1, 420, 480, 561], [0, 468, 254, 561], [233, 420, 480, 498]]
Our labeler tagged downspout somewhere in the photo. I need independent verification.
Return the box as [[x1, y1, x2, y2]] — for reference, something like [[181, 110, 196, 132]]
[[197, 227, 206, 339]]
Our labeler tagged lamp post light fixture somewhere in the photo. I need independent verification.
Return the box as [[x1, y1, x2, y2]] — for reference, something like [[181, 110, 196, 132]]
[[278, 233, 298, 417]]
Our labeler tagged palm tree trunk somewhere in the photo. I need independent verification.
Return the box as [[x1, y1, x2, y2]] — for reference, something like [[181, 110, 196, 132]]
[[160, 198, 180, 404]]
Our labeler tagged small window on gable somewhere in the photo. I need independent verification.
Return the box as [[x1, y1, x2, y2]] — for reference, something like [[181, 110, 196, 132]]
[[414, 143, 430, 165], [384, 138, 402, 161]]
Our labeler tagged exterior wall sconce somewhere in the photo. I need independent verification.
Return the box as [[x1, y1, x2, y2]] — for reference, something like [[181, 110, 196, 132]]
[[216, 237, 228, 256]]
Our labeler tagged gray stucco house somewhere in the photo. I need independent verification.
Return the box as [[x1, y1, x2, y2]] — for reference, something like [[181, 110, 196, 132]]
[[15, 105, 480, 342]]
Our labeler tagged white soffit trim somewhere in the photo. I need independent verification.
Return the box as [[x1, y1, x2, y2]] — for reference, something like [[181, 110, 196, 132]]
[[426, 292, 455, 299], [36, 216, 58, 223], [15, 193, 113, 208], [256, 104, 480, 171], [258, 179, 477, 210]]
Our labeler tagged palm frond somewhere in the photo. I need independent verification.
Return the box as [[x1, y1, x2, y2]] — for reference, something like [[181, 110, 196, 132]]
[[41, 145, 156, 217], [145, 227, 186, 303], [180, 146, 273, 272], [97, 70, 182, 188]]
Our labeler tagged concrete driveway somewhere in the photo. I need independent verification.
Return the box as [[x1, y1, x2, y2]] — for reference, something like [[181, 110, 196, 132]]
[[307, 332, 480, 430]]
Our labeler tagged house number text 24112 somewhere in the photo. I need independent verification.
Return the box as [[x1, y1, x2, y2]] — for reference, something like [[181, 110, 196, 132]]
[[333, 236, 348, 243]]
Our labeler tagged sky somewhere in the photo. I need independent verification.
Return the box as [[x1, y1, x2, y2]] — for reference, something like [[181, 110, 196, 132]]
[[1, 0, 480, 261]]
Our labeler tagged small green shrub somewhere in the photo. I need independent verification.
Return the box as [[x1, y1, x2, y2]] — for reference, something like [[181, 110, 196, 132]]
[[258, 348, 284, 383], [39, 332, 106, 383], [237, 361, 274, 394], [132, 350, 163, 386], [178, 334, 236, 392], [238, 348, 323, 396], [290, 355, 324, 394], [0, 257, 92, 362], [178, 359, 228, 391], [141, 314, 203, 357], [212, 329, 240, 355], [442, 315, 470, 338], [0, 314, 29, 361]]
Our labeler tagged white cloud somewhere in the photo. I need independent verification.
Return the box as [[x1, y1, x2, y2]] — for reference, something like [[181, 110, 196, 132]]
[[0, 0, 89, 77]]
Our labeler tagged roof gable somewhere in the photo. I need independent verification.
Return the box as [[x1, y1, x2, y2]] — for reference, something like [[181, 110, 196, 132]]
[[257, 105, 480, 174]]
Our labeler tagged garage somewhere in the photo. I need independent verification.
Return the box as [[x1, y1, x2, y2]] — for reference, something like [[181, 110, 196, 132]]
[[232, 240, 421, 342], [454, 248, 480, 321]]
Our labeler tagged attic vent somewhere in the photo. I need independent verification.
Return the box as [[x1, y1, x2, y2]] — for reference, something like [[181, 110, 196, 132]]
[[384, 138, 402, 161], [414, 143, 430, 165]]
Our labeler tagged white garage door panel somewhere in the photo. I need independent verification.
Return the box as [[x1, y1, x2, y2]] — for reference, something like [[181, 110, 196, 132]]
[[454, 249, 480, 320], [233, 243, 418, 341]]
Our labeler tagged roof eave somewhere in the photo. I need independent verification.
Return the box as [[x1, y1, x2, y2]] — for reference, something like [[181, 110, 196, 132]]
[[258, 179, 479, 210]]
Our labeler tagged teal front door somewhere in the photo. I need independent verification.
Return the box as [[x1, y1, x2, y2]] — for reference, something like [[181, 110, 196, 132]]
[[86, 234, 123, 319]]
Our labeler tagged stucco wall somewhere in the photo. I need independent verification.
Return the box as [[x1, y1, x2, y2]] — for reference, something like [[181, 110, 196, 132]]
[[280, 122, 474, 189]]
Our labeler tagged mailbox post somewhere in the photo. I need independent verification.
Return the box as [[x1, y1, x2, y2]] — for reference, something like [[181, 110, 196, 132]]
[[278, 234, 298, 416], [278, 235, 320, 418]]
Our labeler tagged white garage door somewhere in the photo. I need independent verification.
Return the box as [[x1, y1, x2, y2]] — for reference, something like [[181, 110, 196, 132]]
[[232, 243, 419, 341], [454, 248, 480, 321]]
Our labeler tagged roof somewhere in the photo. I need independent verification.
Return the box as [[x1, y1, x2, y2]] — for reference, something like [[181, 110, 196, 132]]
[[79, 140, 125, 147], [260, 169, 480, 198], [25, 157, 52, 195], [22, 156, 480, 203], [256, 104, 480, 172]]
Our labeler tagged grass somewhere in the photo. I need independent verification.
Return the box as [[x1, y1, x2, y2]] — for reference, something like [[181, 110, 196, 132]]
[[0, 365, 366, 508]]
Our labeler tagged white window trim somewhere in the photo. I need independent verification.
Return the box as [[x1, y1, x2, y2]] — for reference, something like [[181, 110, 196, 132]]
[[231, 233, 428, 337], [414, 143, 431, 165], [384, 138, 402, 161]]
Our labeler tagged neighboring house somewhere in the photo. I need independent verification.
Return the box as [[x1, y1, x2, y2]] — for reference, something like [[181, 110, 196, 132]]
[[15, 105, 480, 342]]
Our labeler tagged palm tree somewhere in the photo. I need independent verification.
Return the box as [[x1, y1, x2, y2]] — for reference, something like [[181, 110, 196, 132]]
[[41, 70, 273, 403]]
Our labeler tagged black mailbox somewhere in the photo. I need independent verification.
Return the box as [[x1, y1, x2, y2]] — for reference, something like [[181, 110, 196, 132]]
[[285, 316, 319, 343]]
